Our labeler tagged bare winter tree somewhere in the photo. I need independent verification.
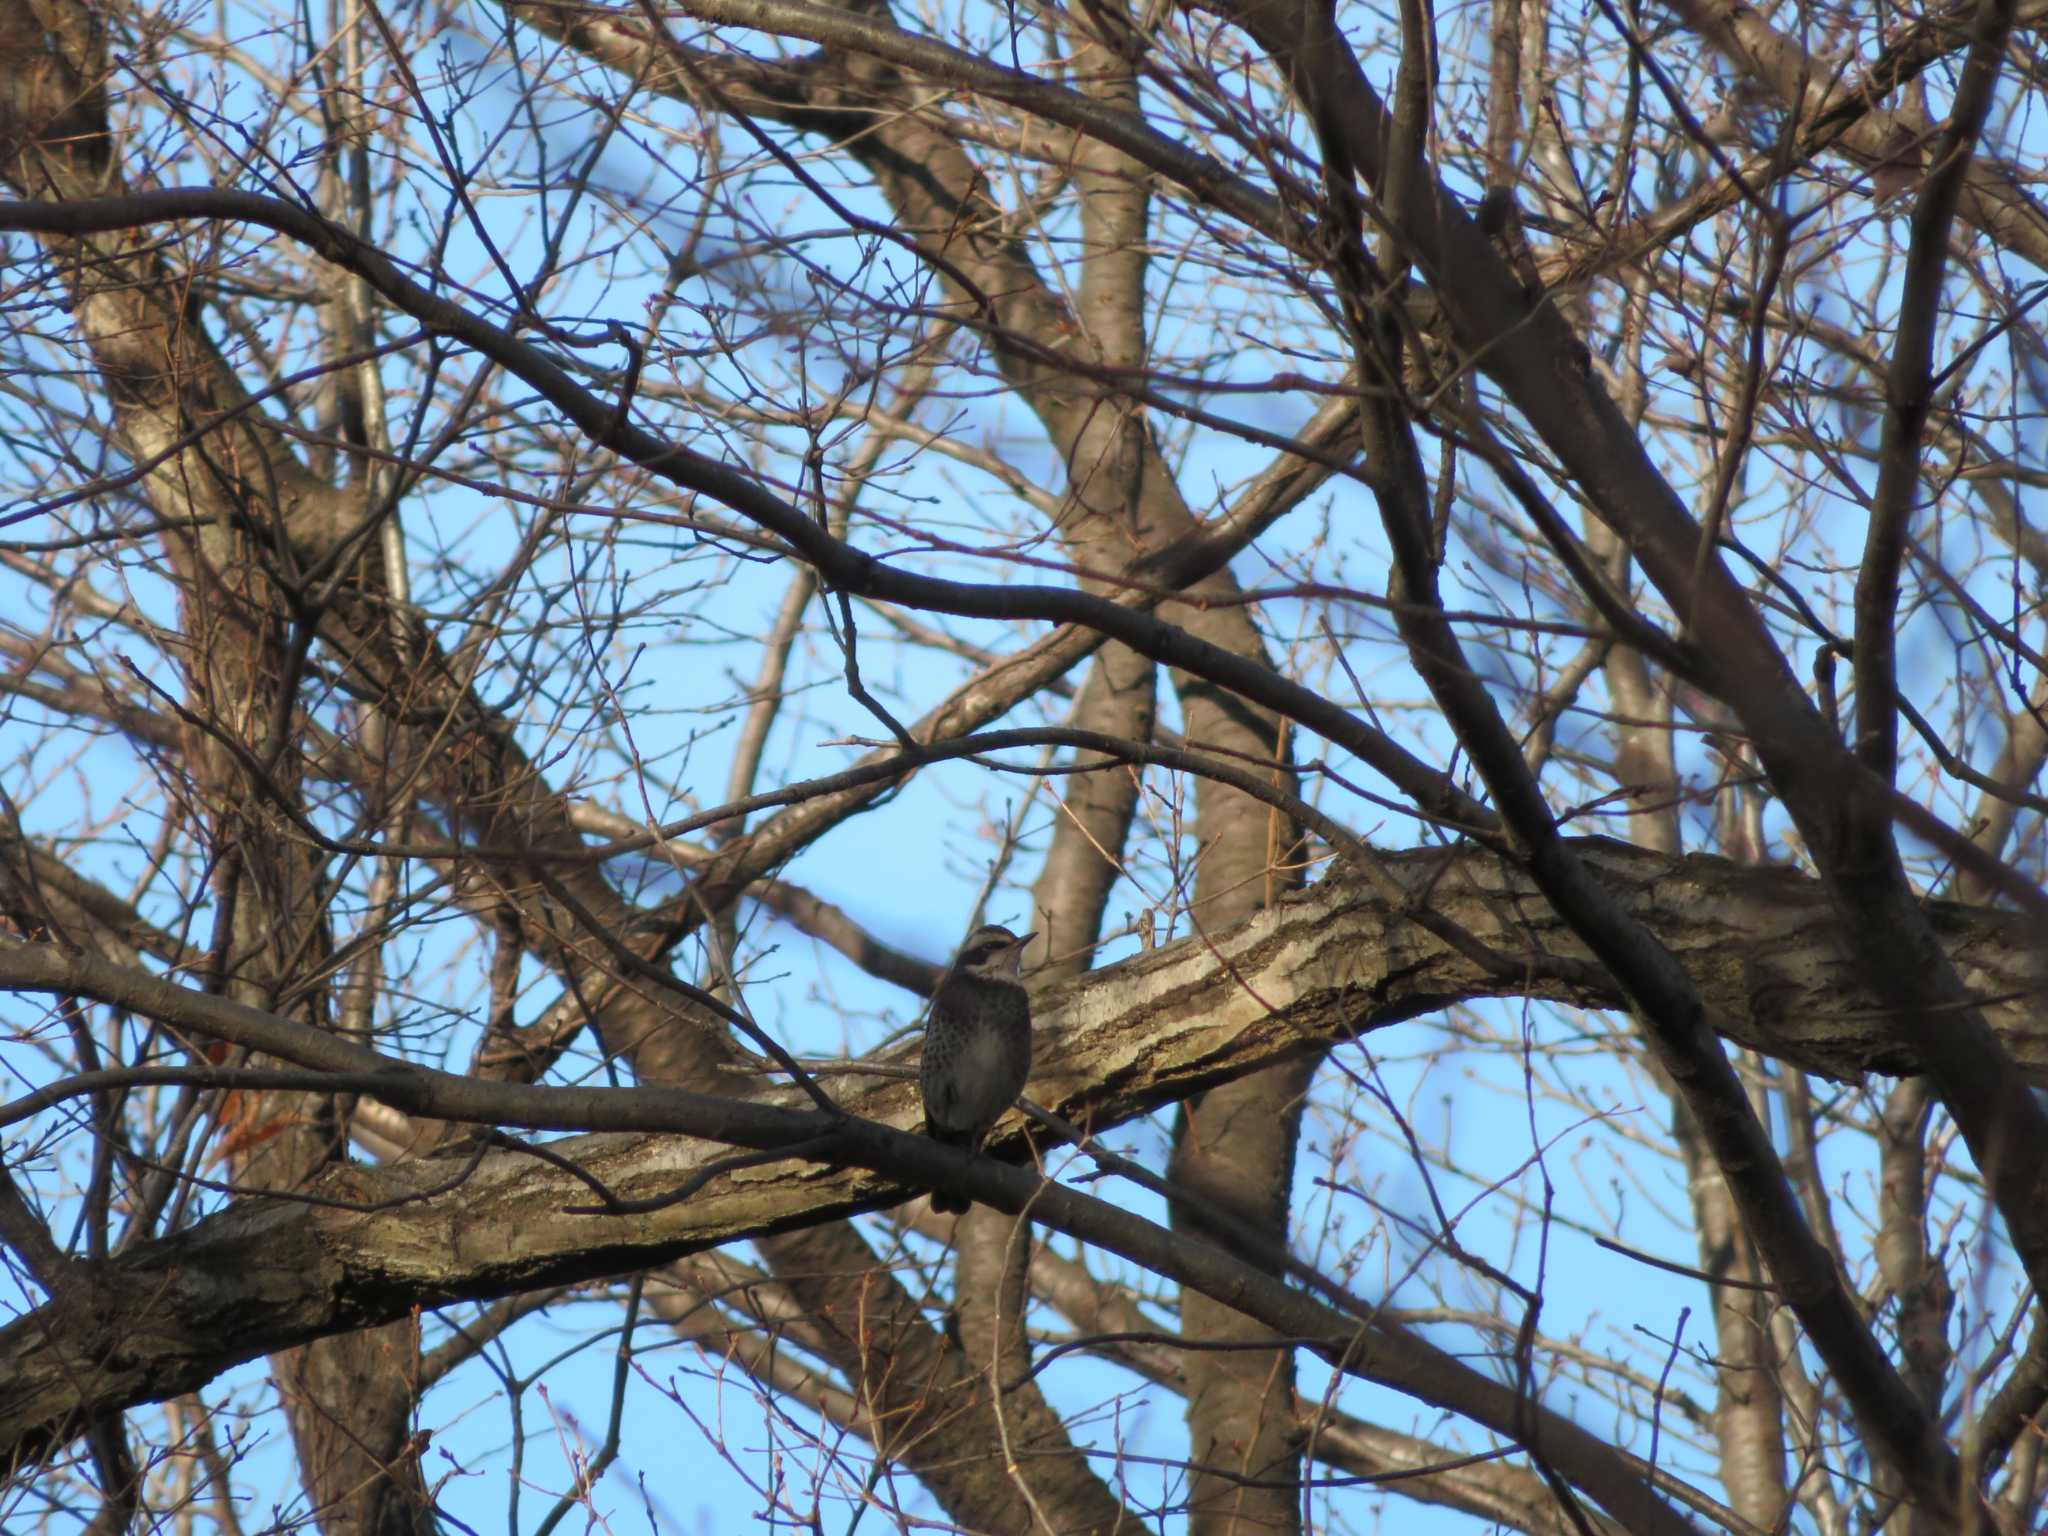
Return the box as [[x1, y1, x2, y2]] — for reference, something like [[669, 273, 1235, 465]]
[[2, 0, 2046, 1530]]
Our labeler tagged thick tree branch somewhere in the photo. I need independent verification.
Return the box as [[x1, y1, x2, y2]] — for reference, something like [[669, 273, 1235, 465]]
[[2, 931, 1709, 1533], [5, 830, 2046, 1470]]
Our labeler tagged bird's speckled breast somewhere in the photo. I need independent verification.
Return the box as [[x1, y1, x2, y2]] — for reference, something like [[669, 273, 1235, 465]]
[[920, 974, 1031, 1136]]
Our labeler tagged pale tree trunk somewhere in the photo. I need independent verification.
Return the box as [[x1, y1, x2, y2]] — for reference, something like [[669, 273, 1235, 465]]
[[490, 2, 1317, 1525], [0, 5, 432, 1528], [9, 0, 2048, 1529]]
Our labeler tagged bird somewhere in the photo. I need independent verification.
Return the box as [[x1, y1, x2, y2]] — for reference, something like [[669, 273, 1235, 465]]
[[918, 923, 1035, 1214]]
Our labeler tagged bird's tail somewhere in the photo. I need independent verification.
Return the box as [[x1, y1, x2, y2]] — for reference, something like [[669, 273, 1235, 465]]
[[926, 1124, 976, 1214]]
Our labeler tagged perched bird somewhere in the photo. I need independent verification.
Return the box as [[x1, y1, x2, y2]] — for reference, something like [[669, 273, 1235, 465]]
[[919, 924, 1035, 1214]]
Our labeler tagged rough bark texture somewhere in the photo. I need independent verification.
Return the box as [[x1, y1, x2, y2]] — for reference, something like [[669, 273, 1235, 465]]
[[1, 6, 431, 1528], [6, 836, 2042, 1475], [5, 0, 2046, 1528], [1034, 649, 1158, 981], [501, 1, 1321, 1526]]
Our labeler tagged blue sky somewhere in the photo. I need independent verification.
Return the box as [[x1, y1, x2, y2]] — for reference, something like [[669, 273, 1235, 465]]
[[3, 0, 2043, 1529]]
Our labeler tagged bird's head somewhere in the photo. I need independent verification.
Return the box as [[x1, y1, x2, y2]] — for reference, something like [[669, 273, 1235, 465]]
[[953, 923, 1034, 979]]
